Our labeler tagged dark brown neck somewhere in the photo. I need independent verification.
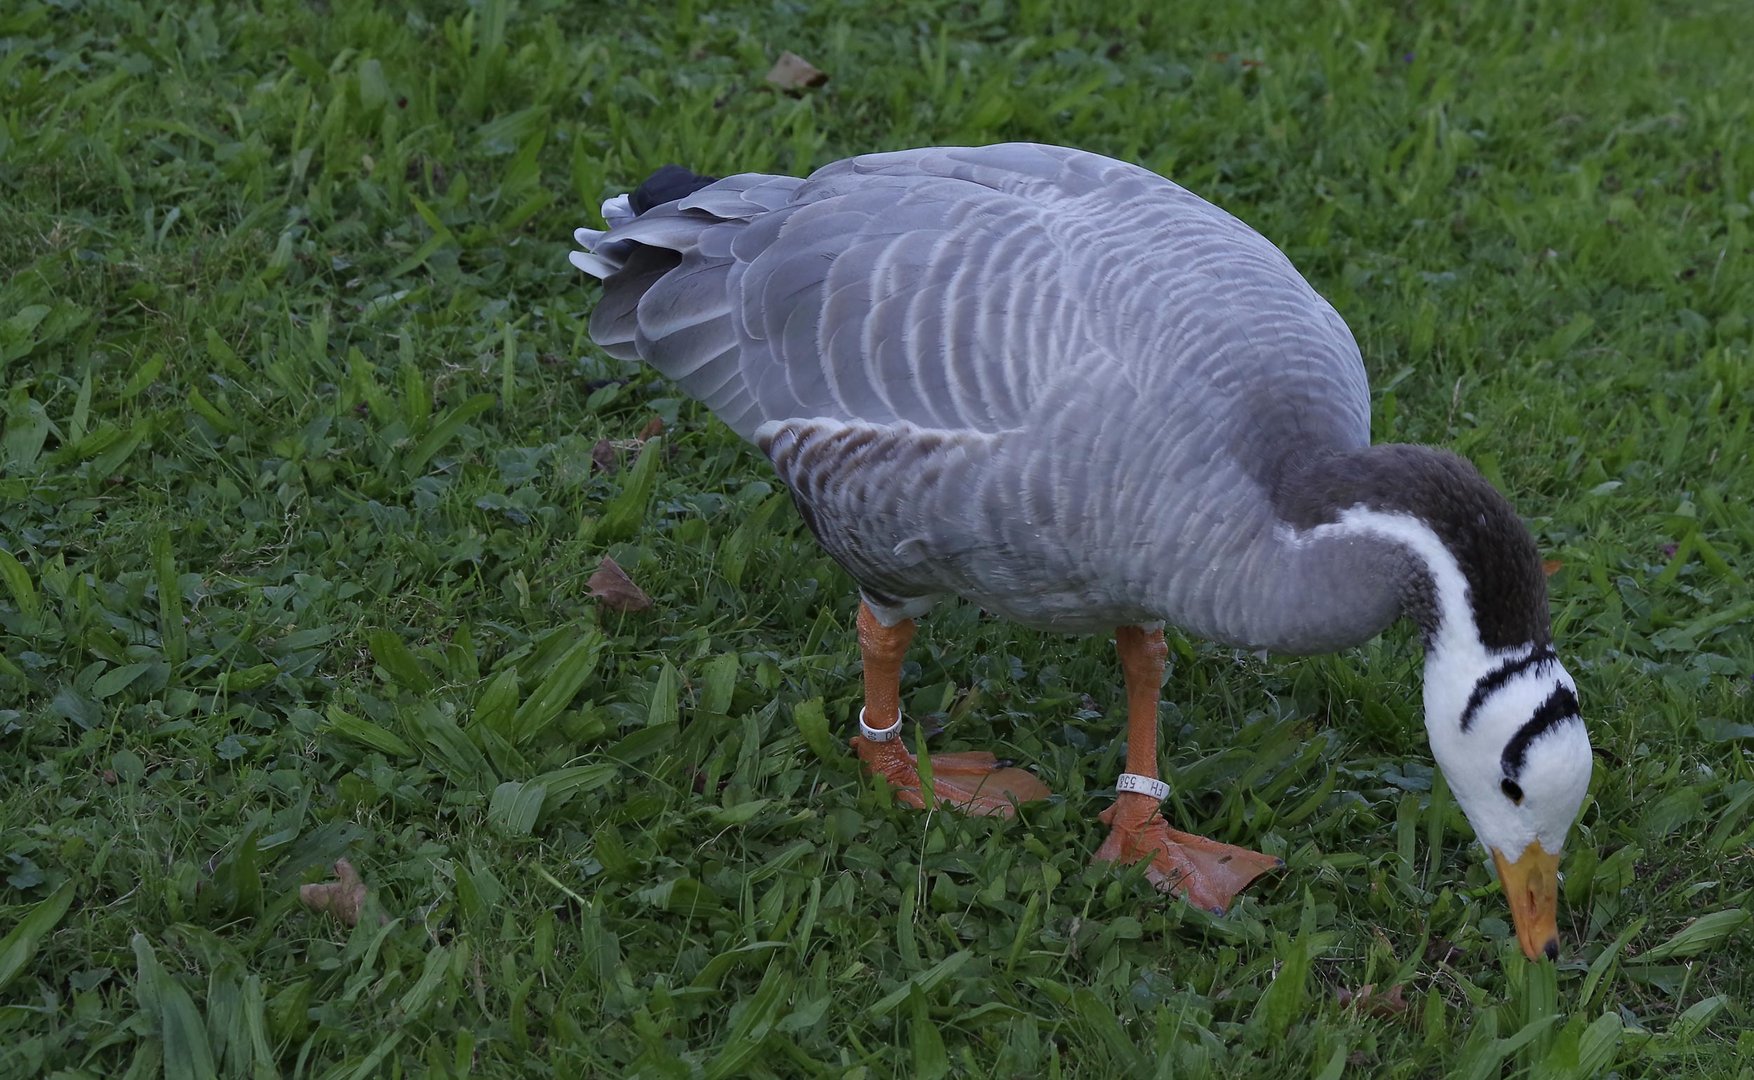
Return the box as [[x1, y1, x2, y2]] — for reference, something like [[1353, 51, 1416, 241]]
[[1272, 444, 1551, 649]]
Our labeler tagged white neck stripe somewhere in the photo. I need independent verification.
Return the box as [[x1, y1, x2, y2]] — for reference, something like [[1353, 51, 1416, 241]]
[[1296, 507, 1484, 659]]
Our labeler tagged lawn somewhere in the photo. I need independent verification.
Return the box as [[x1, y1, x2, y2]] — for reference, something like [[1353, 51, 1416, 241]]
[[2, 0, 1753, 1075]]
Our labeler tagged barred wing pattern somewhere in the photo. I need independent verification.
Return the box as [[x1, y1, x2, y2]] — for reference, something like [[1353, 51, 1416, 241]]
[[574, 143, 1376, 638]]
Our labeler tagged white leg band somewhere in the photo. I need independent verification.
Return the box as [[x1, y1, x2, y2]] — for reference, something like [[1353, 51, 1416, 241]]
[[858, 707, 903, 742], [1116, 773, 1169, 802]]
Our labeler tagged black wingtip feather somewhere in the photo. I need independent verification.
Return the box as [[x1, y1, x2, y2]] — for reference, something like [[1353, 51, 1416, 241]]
[[630, 164, 720, 215]]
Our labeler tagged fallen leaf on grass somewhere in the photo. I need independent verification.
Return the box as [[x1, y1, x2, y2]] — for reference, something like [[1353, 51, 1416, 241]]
[[1543, 558, 1564, 577], [1425, 937, 1465, 966], [588, 556, 653, 612], [591, 438, 620, 475], [593, 418, 667, 475], [766, 51, 828, 92], [1209, 52, 1265, 70], [298, 858, 373, 926], [1335, 983, 1409, 1018]]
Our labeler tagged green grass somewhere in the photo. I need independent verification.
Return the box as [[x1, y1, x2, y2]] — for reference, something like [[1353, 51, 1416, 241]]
[[2, 0, 1752, 1075]]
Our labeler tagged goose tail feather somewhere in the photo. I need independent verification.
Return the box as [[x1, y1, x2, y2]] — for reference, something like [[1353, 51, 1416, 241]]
[[569, 165, 719, 281]]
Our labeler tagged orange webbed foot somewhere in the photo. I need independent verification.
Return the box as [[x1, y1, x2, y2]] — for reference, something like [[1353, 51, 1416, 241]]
[[1093, 792, 1282, 913], [851, 735, 1052, 818]]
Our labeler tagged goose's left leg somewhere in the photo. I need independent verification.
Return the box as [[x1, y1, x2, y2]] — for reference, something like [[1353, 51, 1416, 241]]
[[849, 602, 1052, 817], [1092, 625, 1282, 913]]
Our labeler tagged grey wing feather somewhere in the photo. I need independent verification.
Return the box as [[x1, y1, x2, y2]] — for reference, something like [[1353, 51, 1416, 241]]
[[577, 142, 1365, 447], [574, 143, 1374, 629], [578, 145, 1141, 440], [587, 245, 680, 361]]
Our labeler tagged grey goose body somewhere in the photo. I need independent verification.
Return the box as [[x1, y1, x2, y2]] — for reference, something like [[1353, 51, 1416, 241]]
[[571, 142, 1591, 962], [587, 144, 1399, 643]]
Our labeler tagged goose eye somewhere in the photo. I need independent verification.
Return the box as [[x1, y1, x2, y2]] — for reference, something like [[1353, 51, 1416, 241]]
[[1501, 778, 1524, 803]]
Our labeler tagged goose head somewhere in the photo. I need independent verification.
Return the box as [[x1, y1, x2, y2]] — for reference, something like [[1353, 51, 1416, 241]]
[[1279, 446, 1592, 960], [1424, 644, 1591, 961]]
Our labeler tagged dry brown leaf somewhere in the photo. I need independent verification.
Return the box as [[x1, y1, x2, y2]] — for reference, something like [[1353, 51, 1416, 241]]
[[591, 438, 620, 475], [1335, 983, 1409, 1018], [1425, 937, 1465, 966], [299, 858, 372, 926], [594, 419, 664, 473], [1209, 52, 1265, 70], [1542, 558, 1564, 577], [765, 51, 828, 92], [588, 555, 654, 613]]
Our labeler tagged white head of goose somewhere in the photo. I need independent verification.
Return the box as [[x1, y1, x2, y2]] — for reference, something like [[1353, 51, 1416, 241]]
[[571, 143, 1593, 962]]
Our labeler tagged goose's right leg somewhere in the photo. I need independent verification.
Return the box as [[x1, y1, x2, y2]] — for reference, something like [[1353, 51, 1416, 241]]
[[849, 601, 1051, 817], [1092, 625, 1283, 912]]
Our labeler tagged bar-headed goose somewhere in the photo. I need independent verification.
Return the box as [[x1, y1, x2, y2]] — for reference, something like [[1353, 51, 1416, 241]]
[[571, 143, 1591, 962]]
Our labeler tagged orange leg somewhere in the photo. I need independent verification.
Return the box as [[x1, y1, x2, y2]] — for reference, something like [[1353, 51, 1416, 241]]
[[849, 602, 1051, 817], [1092, 626, 1282, 913]]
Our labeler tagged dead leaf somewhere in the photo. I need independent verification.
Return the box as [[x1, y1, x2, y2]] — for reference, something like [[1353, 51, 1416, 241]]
[[588, 555, 653, 612], [591, 438, 620, 475], [765, 51, 828, 92], [1335, 983, 1409, 1018], [594, 419, 664, 473], [1209, 52, 1265, 70], [1425, 937, 1465, 966], [1543, 558, 1564, 577], [299, 858, 372, 926]]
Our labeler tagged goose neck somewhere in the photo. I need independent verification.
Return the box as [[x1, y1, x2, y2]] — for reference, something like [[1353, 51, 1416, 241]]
[[1271, 444, 1552, 653]]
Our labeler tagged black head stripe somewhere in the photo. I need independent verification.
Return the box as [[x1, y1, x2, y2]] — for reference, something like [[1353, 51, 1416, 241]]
[[1501, 685, 1581, 779], [1461, 646, 1558, 731]]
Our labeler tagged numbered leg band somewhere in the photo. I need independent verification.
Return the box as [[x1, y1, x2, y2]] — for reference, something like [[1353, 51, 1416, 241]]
[[859, 707, 903, 742], [1116, 772, 1170, 802]]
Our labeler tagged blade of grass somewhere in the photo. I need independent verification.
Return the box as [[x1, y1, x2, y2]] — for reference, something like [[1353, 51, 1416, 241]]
[[132, 934, 218, 1080], [598, 436, 662, 541], [508, 633, 603, 745], [402, 393, 496, 476], [0, 881, 75, 992]]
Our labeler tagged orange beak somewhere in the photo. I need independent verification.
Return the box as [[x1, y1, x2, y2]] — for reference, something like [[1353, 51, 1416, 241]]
[[1492, 842, 1562, 961]]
